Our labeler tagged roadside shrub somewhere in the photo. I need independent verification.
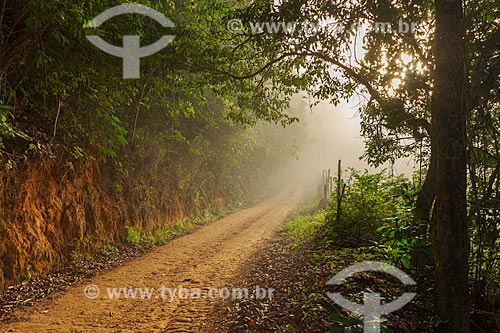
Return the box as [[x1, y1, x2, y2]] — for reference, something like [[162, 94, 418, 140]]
[[325, 169, 411, 246], [377, 217, 433, 269]]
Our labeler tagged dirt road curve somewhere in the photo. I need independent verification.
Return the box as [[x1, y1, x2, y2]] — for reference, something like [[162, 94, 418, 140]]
[[1, 185, 303, 333]]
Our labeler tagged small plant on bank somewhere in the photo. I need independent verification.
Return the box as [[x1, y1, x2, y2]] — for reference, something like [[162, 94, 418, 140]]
[[101, 244, 114, 257], [125, 226, 141, 245], [22, 263, 35, 285], [69, 250, 85, 268]]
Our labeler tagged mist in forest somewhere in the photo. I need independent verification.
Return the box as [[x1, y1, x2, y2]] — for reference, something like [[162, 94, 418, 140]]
[[270, 95, 417, 191]]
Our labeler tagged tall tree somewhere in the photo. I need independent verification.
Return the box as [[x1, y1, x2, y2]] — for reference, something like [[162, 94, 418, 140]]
[[432, 0, 469, 331]]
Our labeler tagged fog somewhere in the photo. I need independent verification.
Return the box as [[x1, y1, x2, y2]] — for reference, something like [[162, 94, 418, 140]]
[[274, 95, 417, 190]]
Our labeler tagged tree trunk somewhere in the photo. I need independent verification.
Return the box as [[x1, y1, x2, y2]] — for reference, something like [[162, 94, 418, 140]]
[[414, 138, 437, 224], [432, 0, 469, 332]]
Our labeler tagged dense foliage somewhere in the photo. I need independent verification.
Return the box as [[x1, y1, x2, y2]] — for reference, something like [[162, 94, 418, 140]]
[[326, 170, 412, 246], [0, 0, 302, 201], [325, 167, 497, 330]]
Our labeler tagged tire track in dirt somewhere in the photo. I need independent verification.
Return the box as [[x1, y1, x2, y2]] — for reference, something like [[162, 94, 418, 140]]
[[1, 185, 303, 333]]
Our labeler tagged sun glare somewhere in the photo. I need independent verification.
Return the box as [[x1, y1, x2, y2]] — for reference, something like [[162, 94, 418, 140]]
[[391, 78, 402, 89], [401, 53, 412, 65]]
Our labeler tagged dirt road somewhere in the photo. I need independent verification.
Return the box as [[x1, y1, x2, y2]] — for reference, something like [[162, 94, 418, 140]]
[[1, 185, 303, 332]]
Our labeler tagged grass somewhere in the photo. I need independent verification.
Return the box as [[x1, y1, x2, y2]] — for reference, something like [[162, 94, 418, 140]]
[[142, 220, 197, 247], [123, 206, 236, 248], [283, 198, 326, 246], [284, 212, 326, 246]]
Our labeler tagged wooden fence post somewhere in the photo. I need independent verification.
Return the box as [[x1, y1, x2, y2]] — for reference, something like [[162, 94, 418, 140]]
[[336, 160, 343, 224]]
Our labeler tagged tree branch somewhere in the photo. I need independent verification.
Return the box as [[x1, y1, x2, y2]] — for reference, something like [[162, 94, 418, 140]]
[[304, 51, 432, 135]]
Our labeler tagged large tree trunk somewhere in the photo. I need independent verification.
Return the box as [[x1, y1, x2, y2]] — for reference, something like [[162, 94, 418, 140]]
[[432, 0, 469, 332]]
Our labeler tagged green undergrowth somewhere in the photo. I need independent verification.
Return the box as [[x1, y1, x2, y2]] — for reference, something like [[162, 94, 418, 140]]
[[148, 220, 197, 245], [284, 198, 326, 247], [124, 207, 235, 248], [280, 196, 429, 333]]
